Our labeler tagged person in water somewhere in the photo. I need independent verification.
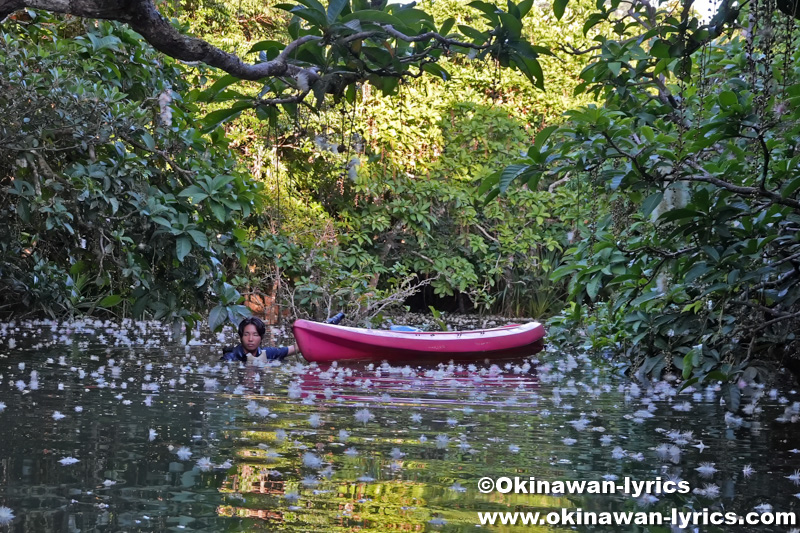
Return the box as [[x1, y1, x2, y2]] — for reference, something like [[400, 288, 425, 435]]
[[221, 317, 299, 362]]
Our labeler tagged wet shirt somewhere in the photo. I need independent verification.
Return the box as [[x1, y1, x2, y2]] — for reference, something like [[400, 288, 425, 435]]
[[221, 344, 289, 362]]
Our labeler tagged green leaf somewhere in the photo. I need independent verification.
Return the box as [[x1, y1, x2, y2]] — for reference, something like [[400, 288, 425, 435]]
[[209, 305, 227, 331], [631, 290, 663, 306], [533, 124, 559, 151], [232, 227, 249, 241], [483, 187, 501, 204], [328, 0, 348, 24], [478, 170, 500, 195], [499, 164, 531, 192], [682, 353, 694, 379], [586, 275, 602, 300], [641, 191, 663, 217], [211, 174, 237, 192], [719, 90, 738, 109], [702, 245, 720, 262], [87, 33, 123, 52], [498, 12, 523, 38], [582, 12, 605, 35], [291, 6, 329, 26], [457, 24, 488, 43], [178, 185, 209, 203], [468, 1, 500, 21], [176, 235, 192, 262], [705, 370, 729, 382], [678, 376, 700, 392], [393, 8, 435, 28], [511, 54, 544, 89], [342, 10, 405, 26], [650, 39, 671, 58], [187, 230, 209, 248], [684, 262, 710, 284], [210, 202, 227, 222], [248, 39, 286, 55], [553, 0, 568, 19], [99, 294, 123, 307], [151, 216, 173, 228], [781, 175, 800, 198], [199, 74, 240, 102], [295, 0, 327, 14], [202, 102, 252, 133], [439, 16, 456, 36], [421, 62, 450, 81], [658, 208, 702, 222], [141, 132, 155, 150]]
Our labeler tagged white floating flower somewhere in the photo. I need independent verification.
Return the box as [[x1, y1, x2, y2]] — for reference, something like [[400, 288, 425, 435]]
[[148, 429, 157, 441], [196, 457, 213, 472], [308, 414, 323, 428], [59, 457, 80, 465], [52, 411, 66, 420], [354, 408, 374, 425], [390, 448, 406, 459], [0, 506, 14, 525], [695, 462, 717, 478], [637, 494, 659, 507], [175, 446, 192, 461], [303, 453, 323, 469], [753, 503, 773, 513]]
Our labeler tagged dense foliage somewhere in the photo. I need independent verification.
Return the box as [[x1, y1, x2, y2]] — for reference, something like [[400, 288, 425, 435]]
[[497, 0, 800, 395], [0, 15, 260, 333], [207, 0, 600, 320]]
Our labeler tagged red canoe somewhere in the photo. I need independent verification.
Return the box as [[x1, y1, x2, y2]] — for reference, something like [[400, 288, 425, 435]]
[[292, 319, 546, 363]]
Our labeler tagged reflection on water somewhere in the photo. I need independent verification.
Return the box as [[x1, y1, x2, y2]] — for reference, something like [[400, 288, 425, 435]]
[[0, 320, 799, 532]]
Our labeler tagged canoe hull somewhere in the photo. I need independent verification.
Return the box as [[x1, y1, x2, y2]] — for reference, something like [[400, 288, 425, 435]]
[[293, 319, 546, 363]]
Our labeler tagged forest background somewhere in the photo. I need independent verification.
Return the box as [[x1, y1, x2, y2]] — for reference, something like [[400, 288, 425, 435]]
[[2, 0, 800, 404]]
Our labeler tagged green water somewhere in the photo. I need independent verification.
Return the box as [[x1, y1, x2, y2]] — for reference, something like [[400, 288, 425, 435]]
[[0, 320, 799, 532]]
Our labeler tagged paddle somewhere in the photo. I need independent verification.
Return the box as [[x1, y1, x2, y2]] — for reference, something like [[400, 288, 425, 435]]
[[326, 312, 346, 325]]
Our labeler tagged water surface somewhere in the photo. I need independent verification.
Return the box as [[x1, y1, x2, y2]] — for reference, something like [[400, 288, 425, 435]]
[[0, 320, 798, 531]]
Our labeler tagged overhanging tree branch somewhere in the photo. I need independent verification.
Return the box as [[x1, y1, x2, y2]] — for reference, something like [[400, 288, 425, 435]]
[[2, 0, 321, 82]]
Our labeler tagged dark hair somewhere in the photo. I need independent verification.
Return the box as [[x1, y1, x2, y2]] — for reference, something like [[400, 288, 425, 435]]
[[238, 317, 266, 339]]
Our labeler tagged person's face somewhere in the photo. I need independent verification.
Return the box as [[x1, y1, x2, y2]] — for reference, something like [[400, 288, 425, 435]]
[[242, 324, 262, 353]]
